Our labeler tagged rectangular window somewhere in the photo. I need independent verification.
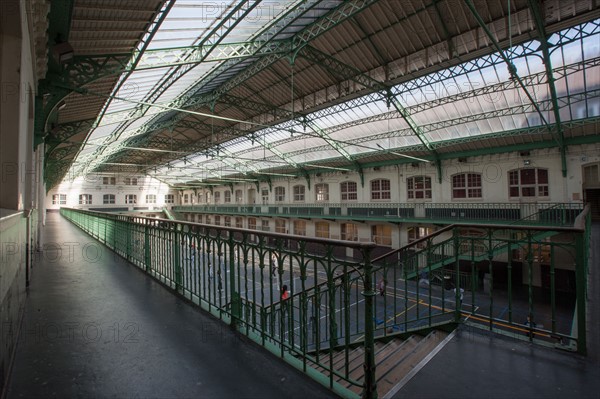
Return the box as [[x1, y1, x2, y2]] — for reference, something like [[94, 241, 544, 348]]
[[146, 194, 156, 204], [206, 215, 212, 224], [261, 220, 270, 231], [215, 216, 221, 225], [214, 192, 221, 203], [293, 220, 306, 236], [183, 194, 189, 203], [235, 190, 243, 203], [509, 168, 549, 199], [52, 194, 67, 205], [248, 218, 257, 230], [165, 194, 174, 204], [224, 191, 231, 203], [371, 225, 392, 246], [261, 189, 269, 204], [341, 223, 358, 241], [235, 217, 243, 228], [224, 216, 231, 227], [103, 194, 115, 204], [124, 177, 138, 186], [315, 222, 330, 238], [125, 194, 137, 204], [293, 185, 305, 202], [103, 176, 115, 185], [275, 219, 286, 233]]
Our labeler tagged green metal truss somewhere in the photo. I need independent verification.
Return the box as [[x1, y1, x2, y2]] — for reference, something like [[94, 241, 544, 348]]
[[82, 0, 382, 177], [299, 45, 443, 181], [528, 0, 568, 177], [83, 0, 264, 174], [463, 0, 566, 170]]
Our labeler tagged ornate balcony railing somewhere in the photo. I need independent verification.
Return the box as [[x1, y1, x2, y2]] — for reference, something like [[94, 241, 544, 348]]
[[60, 205, 590, 398], [174, 202, 583, 226]]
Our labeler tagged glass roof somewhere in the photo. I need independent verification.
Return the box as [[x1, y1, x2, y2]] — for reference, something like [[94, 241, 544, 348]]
[[67, 7, 600, 186]]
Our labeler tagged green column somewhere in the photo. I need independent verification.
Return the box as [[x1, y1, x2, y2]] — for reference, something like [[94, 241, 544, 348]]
[[362, 246, 377, 399]]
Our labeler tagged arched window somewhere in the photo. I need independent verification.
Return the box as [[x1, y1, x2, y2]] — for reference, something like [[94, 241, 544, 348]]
[[407, 176, 431, 199], [452, 173, 482, 199], [340, 181, 358, 201], [371, 179, 391, 200], [508, 168, 549, 198], [79, 194, 92, 204]]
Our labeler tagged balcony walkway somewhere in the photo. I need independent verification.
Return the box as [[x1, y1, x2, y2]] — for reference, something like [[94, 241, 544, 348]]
[[396, 221, 600, 399], [5, 212, 333, 398], [6, 214, 599, 398]]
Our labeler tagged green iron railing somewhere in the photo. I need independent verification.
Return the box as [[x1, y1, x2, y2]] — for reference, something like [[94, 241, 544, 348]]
[[371, 213, 591, 354], [174, 202, 583, 226], [61, 205, 590, 398], [62, 207, 382, 398]]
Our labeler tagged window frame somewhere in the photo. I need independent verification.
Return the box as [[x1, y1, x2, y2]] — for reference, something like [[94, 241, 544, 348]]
[[293, 185, 305, 202], [146, 194, 156, 204], [125, 194, 137, 204], [274, 186, 286, 202], [340, 181, 358, 201], [315, 183, 329, 202], [406, 176, 432, 200], [370, 179, 391, 201], [452, 173, 483, 199], [78, 194, 92, 205], [103, 194, 115, 204], [508, 168, 549, 200]]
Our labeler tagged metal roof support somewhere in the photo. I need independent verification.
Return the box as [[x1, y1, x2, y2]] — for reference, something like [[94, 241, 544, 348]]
[[86, 0, 263, 172], [463, 0, 563, 151], [528, 0, 568, 177], [299, 45, 443, 182], [304, 119, 365, 186]]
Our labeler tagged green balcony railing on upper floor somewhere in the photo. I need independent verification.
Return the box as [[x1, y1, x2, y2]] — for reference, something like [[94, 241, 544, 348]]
[[60, 205, 590, 398], [173, 202, 583, 226]]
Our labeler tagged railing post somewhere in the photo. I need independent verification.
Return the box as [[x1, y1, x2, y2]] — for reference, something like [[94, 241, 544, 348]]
[[575, 231, 587, 355], [144, 221, 151, 272], [229, 234, 240, 328], [452, 228, 461, 323], [174, 223, 182, 291], [362, 246, 377, 399]]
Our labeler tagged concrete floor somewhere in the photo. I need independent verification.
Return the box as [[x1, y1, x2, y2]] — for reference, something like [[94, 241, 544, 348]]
[[6, 212, 334, 398]]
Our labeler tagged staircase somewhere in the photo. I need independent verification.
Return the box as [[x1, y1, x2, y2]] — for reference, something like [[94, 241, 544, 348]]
[[311, 330, 449, 398]]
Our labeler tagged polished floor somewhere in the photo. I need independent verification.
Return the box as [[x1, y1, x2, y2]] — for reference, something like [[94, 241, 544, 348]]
[[6, 213, 334, 398]]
